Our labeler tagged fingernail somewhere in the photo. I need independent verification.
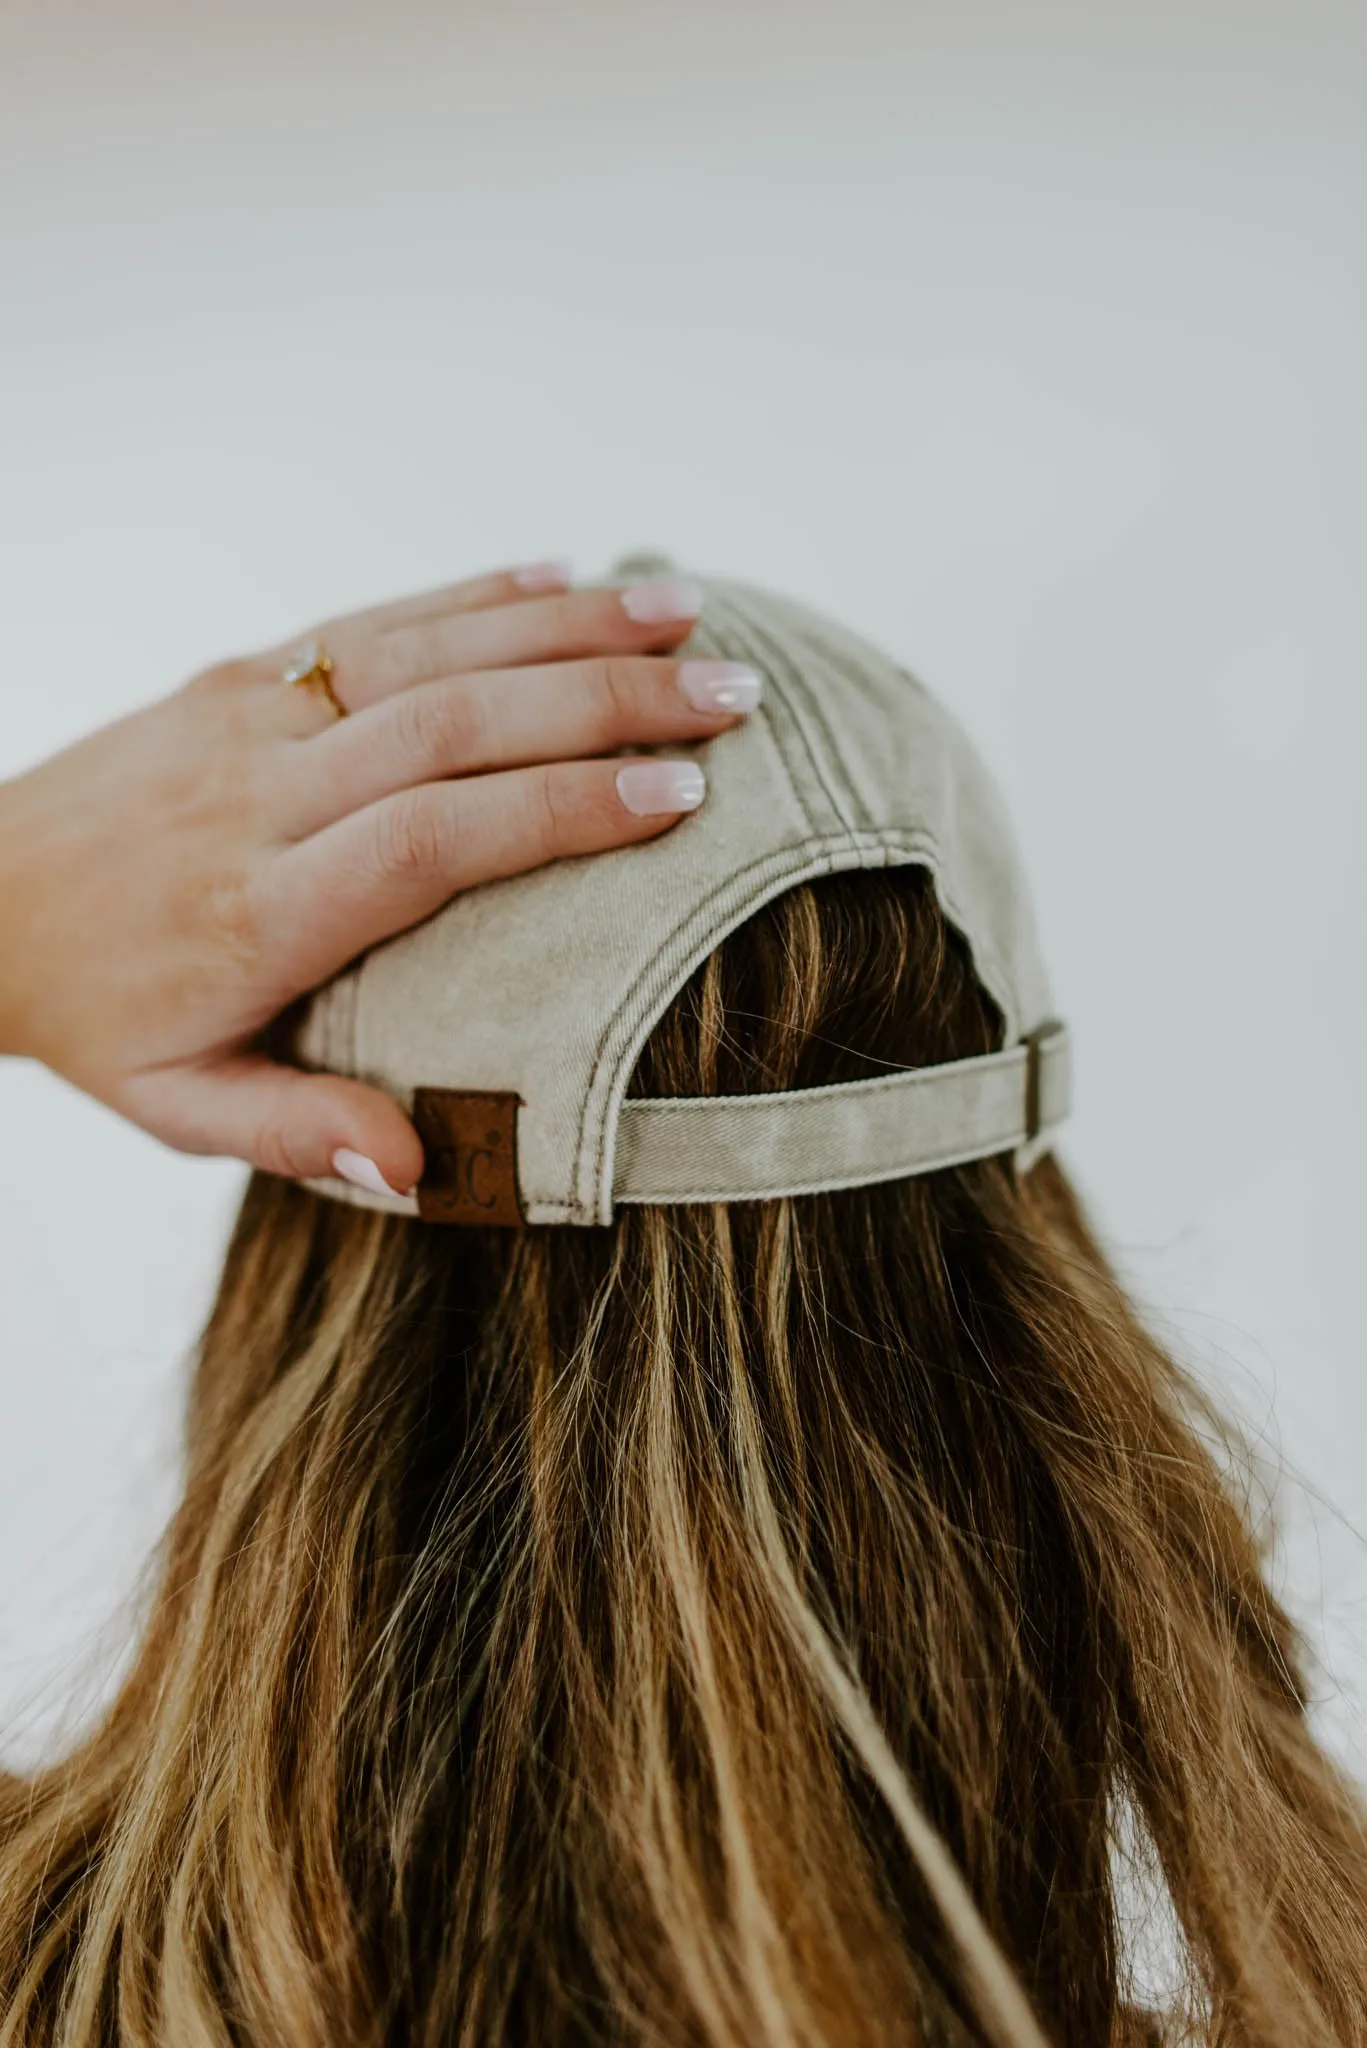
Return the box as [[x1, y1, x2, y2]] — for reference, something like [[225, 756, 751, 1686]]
[[615, 759, 707, 816], [620, 576, 704, 625], [513, 557, 573, 592], [332, 1148, 409, 1198], [677, 659, 763, 716]]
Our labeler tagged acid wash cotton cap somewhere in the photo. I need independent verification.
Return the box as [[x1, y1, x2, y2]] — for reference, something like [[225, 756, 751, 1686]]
[[293, 556, 1071, 1227]]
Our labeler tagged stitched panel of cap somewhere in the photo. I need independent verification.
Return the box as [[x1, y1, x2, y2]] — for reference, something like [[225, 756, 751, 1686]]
[[580, 827, 943, 1225]]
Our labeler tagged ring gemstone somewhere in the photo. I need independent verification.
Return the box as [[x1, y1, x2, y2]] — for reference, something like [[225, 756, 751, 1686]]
[[282, 638, 324, 686]]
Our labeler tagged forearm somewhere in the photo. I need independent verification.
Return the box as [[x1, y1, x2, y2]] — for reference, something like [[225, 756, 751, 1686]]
[[0, 773, 35, 1060]]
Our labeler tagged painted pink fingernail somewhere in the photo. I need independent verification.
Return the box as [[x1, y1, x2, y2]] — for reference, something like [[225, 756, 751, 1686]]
[[620, 577, 705, 625], [513, 558, 574, 592], [677, 660, 763, 715], [332, 1148, 410, 1198], [616, 759, 707, 816]]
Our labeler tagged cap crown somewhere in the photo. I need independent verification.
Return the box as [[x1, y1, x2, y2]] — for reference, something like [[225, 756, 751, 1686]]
[[295, 569, 1056, 1224]]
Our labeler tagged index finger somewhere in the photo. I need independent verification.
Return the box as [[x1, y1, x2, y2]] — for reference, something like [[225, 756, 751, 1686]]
[[259, 756, 707, 999]]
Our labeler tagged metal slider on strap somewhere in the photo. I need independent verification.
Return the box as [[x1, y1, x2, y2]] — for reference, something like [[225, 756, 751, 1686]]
[[1023, 1018, 1067, 1143]]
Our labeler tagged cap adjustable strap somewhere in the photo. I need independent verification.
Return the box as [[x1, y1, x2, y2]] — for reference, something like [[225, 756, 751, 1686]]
[[611, 1021, 1070, 1208]]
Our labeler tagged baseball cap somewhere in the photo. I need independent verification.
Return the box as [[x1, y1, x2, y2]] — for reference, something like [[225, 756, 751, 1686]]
[[292, 556, 1070, 1227]]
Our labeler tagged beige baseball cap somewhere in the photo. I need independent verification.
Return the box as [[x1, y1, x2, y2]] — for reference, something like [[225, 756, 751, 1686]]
[[293, 557, 1070, 1227]]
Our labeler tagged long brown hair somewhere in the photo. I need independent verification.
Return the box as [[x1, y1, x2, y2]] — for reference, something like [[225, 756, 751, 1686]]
[[2, 867, 1365, 2047]]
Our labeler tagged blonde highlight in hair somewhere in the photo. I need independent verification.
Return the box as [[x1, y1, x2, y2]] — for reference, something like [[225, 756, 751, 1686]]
[[2, 868, 1365, 2045]]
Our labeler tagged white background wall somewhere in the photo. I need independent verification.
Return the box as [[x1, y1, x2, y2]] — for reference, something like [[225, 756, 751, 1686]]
[[1, 0, 1363, 1778]]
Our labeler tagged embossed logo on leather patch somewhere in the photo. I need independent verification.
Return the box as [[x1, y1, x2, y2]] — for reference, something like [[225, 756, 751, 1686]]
[[413, 1089, 524, 1227]]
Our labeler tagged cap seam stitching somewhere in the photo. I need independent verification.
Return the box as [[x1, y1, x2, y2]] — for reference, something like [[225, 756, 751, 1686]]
[[704, 588, 1022, 1036], [724, 596, 865, 840], [694, 593, 824, 840], [579, 828, 941, 1224], [721, 586, 893, 842], [562, 587, 850, 1225], [573, 584, 898, 1224]]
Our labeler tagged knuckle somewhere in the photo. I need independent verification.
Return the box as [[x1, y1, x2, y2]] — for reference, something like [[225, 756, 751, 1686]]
[[542, 589, 600, 657], [180, 653, 255, 704], [529, 766, 567, 856], [406, 618, 451, 680], [534, 765, 619, 852], [545, 591, 579, 643], [372, 790, 448, 882], [365, 631, 413, 696], [203, 654, 252, 689], [253, 1119, 311, 1182], [443, 684, 488, 764], [364, 619, 448, 697], [596, 657, 639, 731], [394, 683, 483, 770], [586, 771, 633, 839], [206, 861, 265, 969]]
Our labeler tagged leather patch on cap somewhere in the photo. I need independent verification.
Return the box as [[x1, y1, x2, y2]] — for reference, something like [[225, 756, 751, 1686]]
[[413, 1089, 524, 1227]]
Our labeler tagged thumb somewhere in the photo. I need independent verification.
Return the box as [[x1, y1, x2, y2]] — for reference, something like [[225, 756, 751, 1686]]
[[122, 1054, 425, 1197]]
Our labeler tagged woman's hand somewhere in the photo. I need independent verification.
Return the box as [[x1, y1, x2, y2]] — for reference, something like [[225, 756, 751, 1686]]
[[0, 564, 761, 1196]]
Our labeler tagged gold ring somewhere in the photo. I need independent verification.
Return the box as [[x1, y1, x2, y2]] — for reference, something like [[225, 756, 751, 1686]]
[[282, 637, 346, 719]]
